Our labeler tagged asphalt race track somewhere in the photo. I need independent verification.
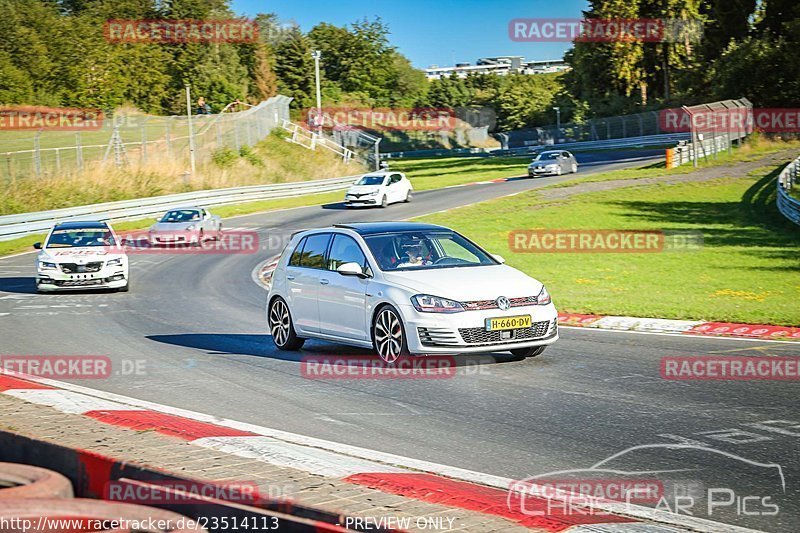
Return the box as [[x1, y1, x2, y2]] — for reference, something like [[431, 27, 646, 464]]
[[2, 149, 798, 532]]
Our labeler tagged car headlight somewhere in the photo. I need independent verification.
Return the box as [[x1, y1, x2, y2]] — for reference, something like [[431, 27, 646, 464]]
[[186, 225, 196, 231], [106, 258, 122, 267], [536, 285, 552, 305], [39, 261, 57, 270], [411, 294, 465, 313], [364, 190, 379, 196]]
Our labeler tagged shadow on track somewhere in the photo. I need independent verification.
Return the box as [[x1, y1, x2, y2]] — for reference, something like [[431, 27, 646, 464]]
[[0, 277, 37, 294], [147, 333, 527, 367]]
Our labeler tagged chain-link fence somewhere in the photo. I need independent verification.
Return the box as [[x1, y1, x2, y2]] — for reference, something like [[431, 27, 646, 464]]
[[0, 96, 292, 181], [499, 110, 667, 149]]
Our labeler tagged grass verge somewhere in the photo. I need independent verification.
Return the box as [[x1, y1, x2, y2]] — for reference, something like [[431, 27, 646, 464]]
[[416, 163, 800, 326]]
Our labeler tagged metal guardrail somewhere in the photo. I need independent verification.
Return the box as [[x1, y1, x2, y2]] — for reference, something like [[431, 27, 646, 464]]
[[777, 155, 800, 226], [281, 119, 355, 163], [0, 174, 362, 241], [383, 133, 690, 160]]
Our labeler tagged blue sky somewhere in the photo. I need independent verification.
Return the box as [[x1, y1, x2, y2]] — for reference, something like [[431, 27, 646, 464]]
[[231, 0, 589, 68]]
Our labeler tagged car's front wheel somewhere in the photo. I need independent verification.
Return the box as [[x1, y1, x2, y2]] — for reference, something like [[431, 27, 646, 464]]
[[372, 305, 409, 363], [404, 190, 412, 203], [571, 163, 578, 173], [509, 346, 546, 359], [269, 297, 305, 351], [380, 195, 388, 208]]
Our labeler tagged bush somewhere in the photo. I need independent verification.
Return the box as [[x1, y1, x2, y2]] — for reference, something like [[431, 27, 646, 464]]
[[239, 145, 265, 167], [211, 148, 239, 168]]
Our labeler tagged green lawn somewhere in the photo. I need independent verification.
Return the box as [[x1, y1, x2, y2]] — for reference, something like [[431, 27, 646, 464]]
[[416, 163, 800, 326]]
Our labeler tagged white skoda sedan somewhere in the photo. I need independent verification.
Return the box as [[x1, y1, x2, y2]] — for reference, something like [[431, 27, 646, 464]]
[[266, 222, 558, 362]]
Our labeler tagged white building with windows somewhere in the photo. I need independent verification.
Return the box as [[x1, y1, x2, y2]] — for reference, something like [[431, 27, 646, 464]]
[[425, 56, 569, 80]]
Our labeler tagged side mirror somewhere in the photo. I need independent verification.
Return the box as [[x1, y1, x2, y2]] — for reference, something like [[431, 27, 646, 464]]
[[492, 254, 505, 264], [337, 262, 366, 277], [33, 242, 42, 250]]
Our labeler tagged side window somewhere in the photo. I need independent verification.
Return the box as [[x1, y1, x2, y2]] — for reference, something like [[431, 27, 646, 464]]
[[328, 234, 367, 272], [289, 237, 307, 267], [299, 233, 331, 269], [390, 174, 402, 184]]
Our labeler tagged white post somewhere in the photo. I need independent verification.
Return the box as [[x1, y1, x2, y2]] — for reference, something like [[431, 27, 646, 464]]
[[312, 50, 322, 135], [186, 84, 196, 177]]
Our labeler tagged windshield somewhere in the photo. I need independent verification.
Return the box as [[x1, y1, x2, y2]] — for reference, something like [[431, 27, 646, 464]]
[[160, 210, 201, 223], [46, 228, 116, 248], [355, 176, 385, 186], [364, 230, 497, 271], [535, 153, 561, 161]]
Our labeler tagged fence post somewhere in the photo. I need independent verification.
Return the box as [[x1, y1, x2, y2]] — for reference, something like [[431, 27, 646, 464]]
[[141, 120, 147, 165], [76, 132, 83, 172], [34, 130, 42, 177], [165, 119, 171, 156]]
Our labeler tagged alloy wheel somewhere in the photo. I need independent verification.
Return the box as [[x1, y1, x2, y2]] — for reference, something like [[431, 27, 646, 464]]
[[270, 299, 291, 347], [374, 308, 403, 363]]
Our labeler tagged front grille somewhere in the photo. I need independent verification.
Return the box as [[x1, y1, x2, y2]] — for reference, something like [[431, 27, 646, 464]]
[[463, 296, 537, 311], [60, 262, 103, 273], [459, 320, 552, 345], [418, 327, 460, 347]]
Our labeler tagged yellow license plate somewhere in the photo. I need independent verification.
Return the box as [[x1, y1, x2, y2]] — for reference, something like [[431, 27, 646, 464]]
[[485, 315, 532, 331]]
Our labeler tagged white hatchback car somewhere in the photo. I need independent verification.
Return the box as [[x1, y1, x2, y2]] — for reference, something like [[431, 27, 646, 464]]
[[344, 172, 412, 208], [267, 222, 558, 362]]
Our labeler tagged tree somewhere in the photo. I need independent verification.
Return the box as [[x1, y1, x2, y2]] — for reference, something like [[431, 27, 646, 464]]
[[274, 28, 315, 109]]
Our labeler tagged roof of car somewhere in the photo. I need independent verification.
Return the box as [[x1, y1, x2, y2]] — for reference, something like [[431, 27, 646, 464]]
[[332, 222, 448, 235], [53, 221, 109, 230]]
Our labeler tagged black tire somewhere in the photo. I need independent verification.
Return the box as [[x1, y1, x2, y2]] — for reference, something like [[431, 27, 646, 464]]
[[380, 195, 388, 208], [509, 346, 546, 359], [404, 190, 412, 203], [269, 297, 305, 351], [372, 304, 410, 363]]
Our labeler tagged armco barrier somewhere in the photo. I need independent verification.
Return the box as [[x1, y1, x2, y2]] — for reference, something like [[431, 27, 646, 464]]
[[0, 174, 362, 242], [0, 430, 363, 532], [777, 155, 800, 226]]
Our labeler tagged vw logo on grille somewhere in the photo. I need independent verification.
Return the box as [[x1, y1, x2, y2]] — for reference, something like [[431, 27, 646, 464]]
[[496, 296, 511, 310]]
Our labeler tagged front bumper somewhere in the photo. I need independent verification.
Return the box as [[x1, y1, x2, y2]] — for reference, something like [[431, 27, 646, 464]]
[[37, 266, 128, 291], [400, 303, 559, 354], [528, 167, 559, 176], [344, 195, 379, 206], [149, 232, 199, 245]]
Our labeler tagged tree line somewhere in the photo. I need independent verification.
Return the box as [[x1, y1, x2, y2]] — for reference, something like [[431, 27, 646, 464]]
[[0, 0, 797, 131]]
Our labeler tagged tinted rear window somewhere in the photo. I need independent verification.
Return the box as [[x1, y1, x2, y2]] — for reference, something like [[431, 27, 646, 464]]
[[299, 233, 331, 269]]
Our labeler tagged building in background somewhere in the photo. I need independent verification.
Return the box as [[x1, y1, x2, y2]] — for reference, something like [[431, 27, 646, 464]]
[[425, 56, 569, 79]]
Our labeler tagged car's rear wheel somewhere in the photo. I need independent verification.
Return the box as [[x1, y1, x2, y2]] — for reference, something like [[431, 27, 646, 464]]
[[571, 163, 578, 173], [509, 346, 546, 359], [269, 297, 305, 350], [380, 195, 388, 208], [404, 190, 412, 202], [372, 305, 409, 363]]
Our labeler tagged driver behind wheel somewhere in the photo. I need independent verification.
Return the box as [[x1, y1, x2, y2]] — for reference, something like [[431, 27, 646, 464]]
[[396, 236, 431, 268]]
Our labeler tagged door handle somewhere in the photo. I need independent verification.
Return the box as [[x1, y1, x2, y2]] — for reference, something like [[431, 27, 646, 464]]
[[319, 279, 329, 285], [286, 275, 295, 280]]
